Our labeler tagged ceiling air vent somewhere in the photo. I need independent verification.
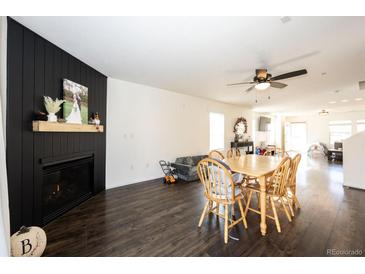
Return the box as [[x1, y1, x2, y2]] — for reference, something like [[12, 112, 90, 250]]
[[359, 81, 365, 90]]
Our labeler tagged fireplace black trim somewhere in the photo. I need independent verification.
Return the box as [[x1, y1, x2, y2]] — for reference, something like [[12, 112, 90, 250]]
[[41, 153, 94, 167], [41, 156, 94, 225]]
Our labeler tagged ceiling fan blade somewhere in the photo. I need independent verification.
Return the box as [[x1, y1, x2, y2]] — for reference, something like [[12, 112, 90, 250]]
[[270, 82, 287, 89], [270, 69, 307, 81], [227, 81, 255, 86], [245, 86, 255, 92]]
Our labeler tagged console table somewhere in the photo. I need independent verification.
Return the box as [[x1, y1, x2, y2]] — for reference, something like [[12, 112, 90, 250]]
[[231, 141, 254, 154]]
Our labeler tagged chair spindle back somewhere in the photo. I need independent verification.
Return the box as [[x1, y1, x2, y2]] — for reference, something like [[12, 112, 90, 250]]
[[226, 148, 241, 159], [208, 150, 225, 160], [197, 158, 236, 204], [288, 153, 301, 189], [268, 157, 292, 196]]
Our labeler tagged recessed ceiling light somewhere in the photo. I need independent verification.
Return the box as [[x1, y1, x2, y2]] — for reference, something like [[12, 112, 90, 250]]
[[319, 110, 329, 116], [341, 99, 349, 103], [328, 101, 336, 104], [355, 98, 363, 101]]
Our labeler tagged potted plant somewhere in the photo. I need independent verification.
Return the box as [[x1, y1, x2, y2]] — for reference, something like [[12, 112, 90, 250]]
[[43, 96, 65, 122]]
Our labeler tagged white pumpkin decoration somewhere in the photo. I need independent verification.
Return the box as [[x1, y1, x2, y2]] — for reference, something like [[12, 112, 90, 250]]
[[11, 226, 47, 257]]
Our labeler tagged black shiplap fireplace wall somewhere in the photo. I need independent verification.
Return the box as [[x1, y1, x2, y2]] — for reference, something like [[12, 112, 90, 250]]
[[6, 17, 107, 233]]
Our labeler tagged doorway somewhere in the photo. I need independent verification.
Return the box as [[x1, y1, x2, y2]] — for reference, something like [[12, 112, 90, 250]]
[[285, 122, 307, 152]]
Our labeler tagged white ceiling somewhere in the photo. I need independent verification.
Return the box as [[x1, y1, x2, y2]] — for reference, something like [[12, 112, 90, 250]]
[[13, 16, 365, 115]]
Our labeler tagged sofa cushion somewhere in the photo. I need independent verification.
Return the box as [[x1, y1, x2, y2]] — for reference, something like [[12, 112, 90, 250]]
[[189, 166, 197, 175], [191, 156, 202, 165], [185, 157, 195, 166], [175, 157, 185, 164]]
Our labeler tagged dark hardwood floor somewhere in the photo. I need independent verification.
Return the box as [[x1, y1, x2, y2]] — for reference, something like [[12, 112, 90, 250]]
[[43, 157, 365, 256]]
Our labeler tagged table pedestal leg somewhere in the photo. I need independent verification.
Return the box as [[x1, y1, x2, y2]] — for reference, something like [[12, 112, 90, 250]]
[[259, 175, 267, 236]]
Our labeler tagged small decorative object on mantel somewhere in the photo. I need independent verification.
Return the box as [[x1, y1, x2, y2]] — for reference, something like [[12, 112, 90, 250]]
[[44, 96, 65, 122], [88, 112, 101, 128], [33, 111, 47, 121], [94, 112, 100, 129], [233, 117, 248, 141], [10, 226, 47, 257], [89, 112, 95, 124]]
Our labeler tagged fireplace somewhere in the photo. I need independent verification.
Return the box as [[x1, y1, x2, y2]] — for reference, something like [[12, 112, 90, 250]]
[[42, 156, 94, 224]]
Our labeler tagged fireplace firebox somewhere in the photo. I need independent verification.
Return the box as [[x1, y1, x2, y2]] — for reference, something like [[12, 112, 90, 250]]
[[42, 156, 94, 224]]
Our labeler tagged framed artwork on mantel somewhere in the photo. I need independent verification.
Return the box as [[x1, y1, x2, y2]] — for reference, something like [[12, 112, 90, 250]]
[[63, 79, 88, 124]]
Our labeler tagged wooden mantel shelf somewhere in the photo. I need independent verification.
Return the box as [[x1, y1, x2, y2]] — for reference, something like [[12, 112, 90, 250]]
[[32, 121, 104, 133]]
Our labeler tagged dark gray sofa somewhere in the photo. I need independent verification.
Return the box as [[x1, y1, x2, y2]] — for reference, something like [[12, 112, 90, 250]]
[[171, 155, 207, 182]]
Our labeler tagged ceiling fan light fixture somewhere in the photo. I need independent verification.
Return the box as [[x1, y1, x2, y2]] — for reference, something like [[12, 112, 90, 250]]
[[255, 82, 270, 90]]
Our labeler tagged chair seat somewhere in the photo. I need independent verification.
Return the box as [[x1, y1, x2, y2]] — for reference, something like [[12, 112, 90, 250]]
[[212, 185, 243, 200], [232, 173, 244, 184]]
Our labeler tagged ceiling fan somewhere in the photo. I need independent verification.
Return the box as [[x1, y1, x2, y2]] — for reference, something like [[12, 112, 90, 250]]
[[227, 68, 307, 92]]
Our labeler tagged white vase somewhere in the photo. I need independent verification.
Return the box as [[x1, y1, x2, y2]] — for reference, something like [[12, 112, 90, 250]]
[[47, 113, 57, 122]]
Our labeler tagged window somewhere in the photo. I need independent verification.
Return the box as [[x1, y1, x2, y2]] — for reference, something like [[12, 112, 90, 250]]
[[209, 112, 224, 151], [329, 120, 352, 145], [356, 120, 365, 133]]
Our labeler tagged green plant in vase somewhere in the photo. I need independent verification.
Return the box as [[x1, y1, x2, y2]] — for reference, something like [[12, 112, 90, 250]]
[[44, 96, 65, 122]]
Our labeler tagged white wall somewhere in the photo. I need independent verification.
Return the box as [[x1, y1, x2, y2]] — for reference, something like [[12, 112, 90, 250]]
[[285, 111, 365, 147], [106, 78, 252, 189], [0, 16, 10, 257]]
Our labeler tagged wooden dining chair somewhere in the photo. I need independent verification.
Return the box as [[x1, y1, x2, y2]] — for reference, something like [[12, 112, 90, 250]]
[[197, 158, 248, 243], [287, 153, 302, 212], [226, 148, 241, 159], [208, 150, 225, 160], [243, 157, 292, 233], [263, 150, 272, 156]]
